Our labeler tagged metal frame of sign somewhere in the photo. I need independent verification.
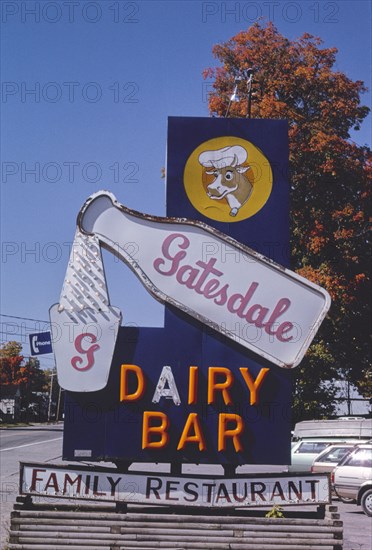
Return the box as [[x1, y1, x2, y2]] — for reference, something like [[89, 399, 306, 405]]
[[78, 191, 331, 369]]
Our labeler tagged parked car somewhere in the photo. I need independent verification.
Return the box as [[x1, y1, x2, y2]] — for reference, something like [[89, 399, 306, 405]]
[[289, 439, 335, 472], [288, 436, 369, 472], [332, 444, 372, 516], [311, 443, 357, 502], [311, 444, 357, 474]]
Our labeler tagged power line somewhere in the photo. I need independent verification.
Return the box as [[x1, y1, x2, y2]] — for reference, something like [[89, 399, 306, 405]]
[[0, 327, 50, 336], [0, 313, 50, 324], [0, 315, 55, 368], [0, 325, 50, 332]]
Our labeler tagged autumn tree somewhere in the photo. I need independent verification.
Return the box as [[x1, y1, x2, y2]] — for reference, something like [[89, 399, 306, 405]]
[[0, 341, 50, 419], [0, 341, 25, 385], [204, 22, 371, 419]]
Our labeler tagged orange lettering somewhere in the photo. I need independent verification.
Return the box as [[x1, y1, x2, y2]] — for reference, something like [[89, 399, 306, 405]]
[[177, 413, 206, 451], [239, 367, 269, 405], [218, 413, 244, 452], [120, 364, 145, 402], [142, 411, 169, 449], [208, 367, 234, 405], [188, 366, 199, 405]]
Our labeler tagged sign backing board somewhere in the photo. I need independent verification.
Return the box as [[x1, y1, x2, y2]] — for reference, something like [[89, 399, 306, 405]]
[[61, 118, 329, 466]]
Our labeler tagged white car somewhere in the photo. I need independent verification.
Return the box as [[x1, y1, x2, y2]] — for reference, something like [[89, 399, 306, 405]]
[[332, 444, 372, 516], [289, 437, 370, 472], [311, 443, 356, 474], [289, 439, 336, 472]]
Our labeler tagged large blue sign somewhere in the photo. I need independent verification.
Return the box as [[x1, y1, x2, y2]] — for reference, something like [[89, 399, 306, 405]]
[[63, 117, 292, 465], [29, 331, 53, 356]]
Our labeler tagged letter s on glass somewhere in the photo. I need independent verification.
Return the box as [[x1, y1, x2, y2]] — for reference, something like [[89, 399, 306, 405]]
[[71, 333, 100, 371]]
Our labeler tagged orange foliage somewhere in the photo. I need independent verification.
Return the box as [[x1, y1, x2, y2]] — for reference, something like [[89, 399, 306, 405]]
[[204, 22, 371, 396]]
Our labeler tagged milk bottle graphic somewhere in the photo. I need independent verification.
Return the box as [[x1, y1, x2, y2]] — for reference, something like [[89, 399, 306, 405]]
[[70, 191, 330, 374]]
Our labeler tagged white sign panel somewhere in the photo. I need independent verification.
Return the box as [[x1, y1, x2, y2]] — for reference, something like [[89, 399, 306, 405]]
[[49, 230, 121, 392], [21, 463, 330, 508], [77, 191, 331, 369]]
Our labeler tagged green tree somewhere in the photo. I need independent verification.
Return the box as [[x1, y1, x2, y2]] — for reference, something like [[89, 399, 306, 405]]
[[204, 22, 371, 419]]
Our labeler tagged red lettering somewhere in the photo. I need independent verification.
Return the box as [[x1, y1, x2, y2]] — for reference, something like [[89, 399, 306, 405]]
[[245, 304, 269, 327], [203, 279, 220, 297], [227, 283, 258, 316], [71, 333, 100, 371], [194, 258, 223, 294], [276, 321, 294, 342], [176, 264, 199, 287], [45, 473, 59, 492], [30, 468, 46, 491], [211, 284, 229, 306], [264, 298, 291, 335], [153, 233, 189, 276], [153, 234, 295, 345]]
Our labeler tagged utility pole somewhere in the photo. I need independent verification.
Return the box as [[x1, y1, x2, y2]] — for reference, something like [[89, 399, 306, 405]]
[[347, 378, 351, 416], [225, 68, 254, 118], [246, 68, 254, 119], [225, 77, 242, 117], [47, 372, 56, 422], [56, 386, 62, 421]]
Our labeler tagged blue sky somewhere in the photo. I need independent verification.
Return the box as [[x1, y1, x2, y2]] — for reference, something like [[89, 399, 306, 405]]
[[1, 0, 371, 368]]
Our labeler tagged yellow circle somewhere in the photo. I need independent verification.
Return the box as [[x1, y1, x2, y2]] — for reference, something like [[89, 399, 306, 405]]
[[183, 136, 272, 222]]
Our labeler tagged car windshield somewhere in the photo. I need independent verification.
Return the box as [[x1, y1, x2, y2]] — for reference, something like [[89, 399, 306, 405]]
[[316, 446, 353, 464], [295, 442, 330, 454], [344, 448, 372, 468]]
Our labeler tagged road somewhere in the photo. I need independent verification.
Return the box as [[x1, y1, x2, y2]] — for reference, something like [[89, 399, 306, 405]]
[[1, 425, 371, 550], [0, 424, 64, 549]]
